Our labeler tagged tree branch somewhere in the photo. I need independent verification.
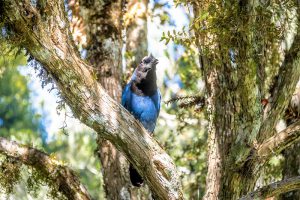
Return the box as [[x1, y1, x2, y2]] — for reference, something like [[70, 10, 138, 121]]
[[240, 176, 300, 200], [256, 120, 300, 161], [259, 5, 300, 141], [0, 137, 91, 200], [0, 1, 183, 199]]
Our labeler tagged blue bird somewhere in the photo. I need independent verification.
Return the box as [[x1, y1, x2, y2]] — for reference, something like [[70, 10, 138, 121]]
[[121, 54, 161, 186]]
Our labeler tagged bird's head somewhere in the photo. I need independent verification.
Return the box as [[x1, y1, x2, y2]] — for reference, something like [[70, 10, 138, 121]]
[[134, 54, 159, 84]]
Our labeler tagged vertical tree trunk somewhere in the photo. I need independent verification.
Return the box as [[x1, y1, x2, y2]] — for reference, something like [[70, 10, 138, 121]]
[[195, 1, 300, 199], [202, 58, 261, 200], [125, 0, 148, 71], [79, 1, 132, 199], [124, 1, 150, 199]]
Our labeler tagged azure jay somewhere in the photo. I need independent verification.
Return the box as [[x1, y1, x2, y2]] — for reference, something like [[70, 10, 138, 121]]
[[121, 54, 161, 186]]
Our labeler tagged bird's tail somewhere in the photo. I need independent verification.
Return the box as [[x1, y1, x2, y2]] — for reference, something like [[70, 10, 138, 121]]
[[129, 163, 144, 187]]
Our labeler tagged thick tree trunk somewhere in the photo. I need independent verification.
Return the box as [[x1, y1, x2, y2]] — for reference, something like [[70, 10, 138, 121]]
[[195, 1, 300, 199], [0, 1, 183, 199], [79, 1, 133, 199], [125, 0, 148, 72]]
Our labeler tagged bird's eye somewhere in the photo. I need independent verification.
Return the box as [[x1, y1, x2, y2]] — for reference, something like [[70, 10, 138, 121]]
[[144, 57, 151, 64]]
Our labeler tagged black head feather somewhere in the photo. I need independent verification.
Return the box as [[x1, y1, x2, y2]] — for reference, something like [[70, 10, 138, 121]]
[[132, 54, 159, 96]]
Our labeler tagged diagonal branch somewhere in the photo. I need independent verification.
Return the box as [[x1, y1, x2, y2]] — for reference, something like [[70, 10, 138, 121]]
[[0, 1, 183, 199], [0, 137, 91, 200], [240, 176, 300, 200], [256, 120, 300, 161], [243, 120, 300, 181]]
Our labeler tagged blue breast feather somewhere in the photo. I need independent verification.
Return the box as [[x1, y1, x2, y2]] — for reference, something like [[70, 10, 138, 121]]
[[121, 82, 161, 133]]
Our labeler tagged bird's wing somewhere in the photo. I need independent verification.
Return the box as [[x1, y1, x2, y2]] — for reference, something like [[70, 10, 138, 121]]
[[158, 89, 161, 115], [121, 83, 131, 109], [151, 89, 161, 115]]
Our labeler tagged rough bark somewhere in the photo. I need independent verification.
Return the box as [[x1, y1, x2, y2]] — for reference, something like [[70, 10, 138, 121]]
[[0, 137, 91, 200], [0, 1, 183, 199], [194, 1, 300, 199], [202, 68, 222, 200], [240, 176, 300, 200], [78, 1, 132, 199]]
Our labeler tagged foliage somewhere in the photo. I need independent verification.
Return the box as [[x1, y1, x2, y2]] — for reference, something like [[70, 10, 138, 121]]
[[0, 44, 55, 198], [0, 155, 67, 200], [154, 4, 207, 198], [158, 94, 207, 199], [46, 130, 104, 200], [0, 156, 22, 194], [163, 0, 297, 98], [0, 43, 103, 199], [0, 43, 44, 146]]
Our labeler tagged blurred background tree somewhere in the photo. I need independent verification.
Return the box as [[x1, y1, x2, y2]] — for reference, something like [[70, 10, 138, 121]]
[[0, 45, 43, 145]]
